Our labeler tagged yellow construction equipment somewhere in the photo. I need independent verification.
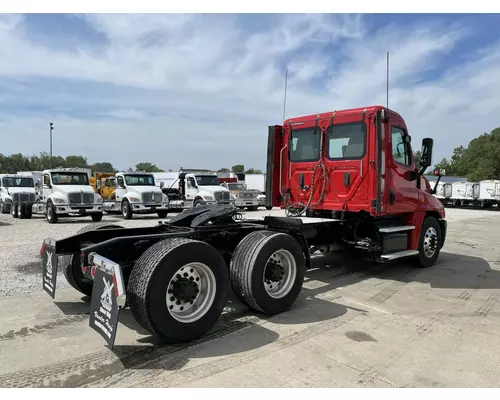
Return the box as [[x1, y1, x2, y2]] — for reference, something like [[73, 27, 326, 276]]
[[89, 172, 116, 199]]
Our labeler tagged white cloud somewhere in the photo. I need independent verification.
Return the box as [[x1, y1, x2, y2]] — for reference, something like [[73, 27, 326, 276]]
[[0, 13, 498, 172]]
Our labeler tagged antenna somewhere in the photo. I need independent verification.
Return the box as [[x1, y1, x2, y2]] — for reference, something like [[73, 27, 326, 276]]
[[386, 51, 389, 110], [282, 68, 288, 123]]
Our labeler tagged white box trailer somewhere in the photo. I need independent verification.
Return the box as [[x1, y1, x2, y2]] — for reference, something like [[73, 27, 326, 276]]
[[479, 180, 500, 208], [451, 181, 480, 206], [244, 174, 266, 193], [152, 172, 180, 189], [433, 181, 446, 199]]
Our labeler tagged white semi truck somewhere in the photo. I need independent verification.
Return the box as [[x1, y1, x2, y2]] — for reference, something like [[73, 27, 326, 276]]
[[177, 169, 232, 208], [30, 168, 104, 223], [102, 172, 181, 219]]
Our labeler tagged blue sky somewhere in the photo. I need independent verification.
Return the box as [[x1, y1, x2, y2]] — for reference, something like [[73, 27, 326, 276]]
[[0, 13, 499, 171]]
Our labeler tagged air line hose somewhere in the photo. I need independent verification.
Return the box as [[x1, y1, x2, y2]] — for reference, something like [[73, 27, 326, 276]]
[[284, 162, 328, 217]]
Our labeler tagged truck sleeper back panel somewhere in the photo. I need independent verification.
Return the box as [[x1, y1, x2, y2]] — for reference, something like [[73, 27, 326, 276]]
[[284, 109, 375, 213]]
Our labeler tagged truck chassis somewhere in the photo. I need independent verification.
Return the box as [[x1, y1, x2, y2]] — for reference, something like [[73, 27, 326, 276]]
[[41, 204, 446, 348]]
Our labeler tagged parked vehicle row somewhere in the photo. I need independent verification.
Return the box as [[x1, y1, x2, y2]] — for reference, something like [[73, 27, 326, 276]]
[[430, 179, 500, 208], [1, 168, 274, 224]]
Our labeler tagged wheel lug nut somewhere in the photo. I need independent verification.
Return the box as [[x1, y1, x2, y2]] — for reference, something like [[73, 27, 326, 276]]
[[176, 300, 181, 305], [170, 296, 175, 301], [168, 289, 173, 294], [176, 274, 181, 279], [190, 268, 194, 273], [184, 272, 188, 277], [196, 277, 199, 281], [180, 306, 184, 311], [169, 305, 173, 309], [190, 276, 194, 281]]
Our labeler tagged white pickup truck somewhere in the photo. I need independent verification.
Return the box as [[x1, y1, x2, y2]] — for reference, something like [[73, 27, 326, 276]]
[[102, 172, 181, 219], [0, 174, 38, 218], [219, 181, 259, 211], [31, 168, 104, 223]]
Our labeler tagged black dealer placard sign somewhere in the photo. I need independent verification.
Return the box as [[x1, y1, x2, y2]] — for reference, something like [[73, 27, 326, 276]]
[[89, 267, 121, 349]]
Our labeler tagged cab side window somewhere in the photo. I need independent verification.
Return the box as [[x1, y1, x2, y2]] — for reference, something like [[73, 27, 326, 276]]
[[117, 176, 125, 188], [391, 127, 412, 166], [43, 174, 51, 185], [187, 177, 196, 188]]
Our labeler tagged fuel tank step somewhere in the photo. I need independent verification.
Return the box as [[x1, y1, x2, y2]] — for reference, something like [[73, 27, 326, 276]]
[[381, 249, 419, 261], [378, 225, 415, 233]]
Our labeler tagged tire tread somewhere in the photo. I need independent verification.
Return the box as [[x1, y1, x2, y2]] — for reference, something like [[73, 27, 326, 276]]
[[230, 230, 284, 313], [127, 237, 200, 335]]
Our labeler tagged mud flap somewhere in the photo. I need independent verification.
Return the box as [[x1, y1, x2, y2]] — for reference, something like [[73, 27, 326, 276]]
[[41, 237, 58, 299], [88, 253, 126, 350]]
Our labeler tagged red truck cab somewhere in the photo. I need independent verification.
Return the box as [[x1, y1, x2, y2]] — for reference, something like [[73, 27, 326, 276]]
[[265, 105, 446, 265]]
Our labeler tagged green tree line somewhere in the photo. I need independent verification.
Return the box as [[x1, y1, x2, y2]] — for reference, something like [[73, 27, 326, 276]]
[[433, 127, 500, 181], [0, 152, 264, 175]]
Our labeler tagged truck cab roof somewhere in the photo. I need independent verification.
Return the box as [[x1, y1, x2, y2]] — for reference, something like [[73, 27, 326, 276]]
[[284, 105, 404, 125]]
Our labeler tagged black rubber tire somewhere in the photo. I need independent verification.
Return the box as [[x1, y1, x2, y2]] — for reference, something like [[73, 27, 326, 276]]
[[61, 223, 125, 297], [91, 212, 103, 222], [18, 203, 26, 219], [0, 201, 7, 214], [157, 211, 168, 218], [121, 200, 133, 219], [230, 230, 306, 314], [415, 216, 442, 268], [127, 238, 229, 343], [25, 205, 33, 219], [266, 206, 273, 211], [11, 202, 18, 218], [247, 206, 258, 211], [193, 198, 205, 208], [46, 201, 58, 224]]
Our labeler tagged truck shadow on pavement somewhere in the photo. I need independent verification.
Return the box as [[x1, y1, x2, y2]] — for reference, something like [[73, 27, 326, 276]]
[[305, 251, 500, 291], [108, 290, 353, 372]]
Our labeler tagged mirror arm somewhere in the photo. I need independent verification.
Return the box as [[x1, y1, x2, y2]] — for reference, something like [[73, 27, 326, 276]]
[[430, 175, 442, 195]]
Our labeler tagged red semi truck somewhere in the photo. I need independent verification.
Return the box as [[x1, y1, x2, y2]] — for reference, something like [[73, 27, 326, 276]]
[[40, 105, 446, 348]]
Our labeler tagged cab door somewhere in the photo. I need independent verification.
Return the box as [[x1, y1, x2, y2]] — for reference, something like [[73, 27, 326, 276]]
[[114, 175, 127, 208], [185, 175, 199, 202], [384, 117, 420, 214], [42, 173, 53, 202]]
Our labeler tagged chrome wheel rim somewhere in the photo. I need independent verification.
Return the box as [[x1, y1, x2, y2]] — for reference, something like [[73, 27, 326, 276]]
[[47, 205, 51, 219], [263, 249, 297, 299], [166, 262, 216, 323], [423, 227, 438, 258], [122, 203, 128, 216]]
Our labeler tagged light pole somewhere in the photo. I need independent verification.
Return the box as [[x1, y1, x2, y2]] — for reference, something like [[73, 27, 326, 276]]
[[49, 122, 54, 168]]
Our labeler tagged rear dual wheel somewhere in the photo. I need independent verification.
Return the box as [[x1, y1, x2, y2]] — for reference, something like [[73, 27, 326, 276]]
[[229, 230, 306, 314], [11, 202, 32, 219], [127, 238, 229, 343]]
